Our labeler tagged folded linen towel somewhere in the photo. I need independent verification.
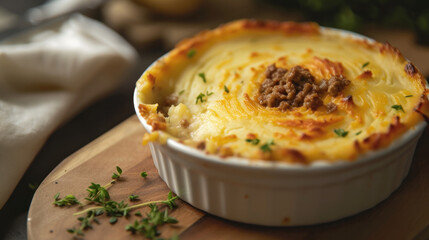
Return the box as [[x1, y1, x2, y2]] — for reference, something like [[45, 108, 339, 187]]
[[0, 14, 137, 209]]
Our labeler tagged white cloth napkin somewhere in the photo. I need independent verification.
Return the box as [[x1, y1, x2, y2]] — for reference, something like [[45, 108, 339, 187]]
[[0, 14, 137, 209]]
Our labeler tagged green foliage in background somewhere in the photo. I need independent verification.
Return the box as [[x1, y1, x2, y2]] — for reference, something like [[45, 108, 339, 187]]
[[266, 0, 429, 42]]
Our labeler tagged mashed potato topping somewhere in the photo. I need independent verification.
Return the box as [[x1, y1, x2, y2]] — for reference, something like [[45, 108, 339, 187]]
[[136, 20, 429, 164]]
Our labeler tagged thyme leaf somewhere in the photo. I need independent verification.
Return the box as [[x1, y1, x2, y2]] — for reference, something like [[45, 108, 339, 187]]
[[196, 93, 205, 104], [196, 91, 213, 104], [125, 204, 178, 239], [392, 104, 405, 112], [129, 194, 139, 201], [53, 193, 81, 207], [245, 138, 260, 145], [85, 183, 110, 204], [334, 128, 348, 137], [224, 85, 229, 93], [187, 49, 196, 58], [67, 210, 98, 236], [260, 140, 275, 152], [112, 166, 122, 180], [110, 216, 118, 224], [198, 72, 207, 83]]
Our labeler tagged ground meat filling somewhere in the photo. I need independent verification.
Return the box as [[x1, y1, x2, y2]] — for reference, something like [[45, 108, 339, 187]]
[[258, 64, 350, 111]]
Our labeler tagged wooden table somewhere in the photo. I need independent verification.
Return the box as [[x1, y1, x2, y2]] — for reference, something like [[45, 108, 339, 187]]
[[28, 116, 429, 240]]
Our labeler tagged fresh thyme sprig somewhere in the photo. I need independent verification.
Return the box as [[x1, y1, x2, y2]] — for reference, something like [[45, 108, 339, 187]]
[[53, 193, 81, 207], [85, 182, 110, 204], [74, 192, 178, 216], [56, 166, 180, 237], [103, 200, 130, 217], [125, 204, 178, 239], [67, 209, 101, 236]]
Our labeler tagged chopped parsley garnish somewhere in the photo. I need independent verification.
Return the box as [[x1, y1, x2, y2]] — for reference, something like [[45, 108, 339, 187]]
[[178, 90, 185, 95], [224, 85, 229, 93], [195, 91, 213, 104], [355, 131, 362, 136], [196, 93, 206, 104], [334, 128, 348, 137], [198, 72, 207, 83], [362, 61, 370, 68], [260, 140, 275, 152], [392, 104, 404, 112], [405, 95, 413, 98], [125, 203, 178, 238], [245, 138, 260, 145], [187, 49, 196, 58]]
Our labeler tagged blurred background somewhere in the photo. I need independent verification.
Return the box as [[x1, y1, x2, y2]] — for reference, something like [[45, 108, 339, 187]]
[[0, 0, 428, 239], [2, 0, 428, 58]]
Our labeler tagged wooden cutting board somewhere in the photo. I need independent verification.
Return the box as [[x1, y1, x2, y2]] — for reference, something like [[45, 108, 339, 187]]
[[27, 116, 429, 240]]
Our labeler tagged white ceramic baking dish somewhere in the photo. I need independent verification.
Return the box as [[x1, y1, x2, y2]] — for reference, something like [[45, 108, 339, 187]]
[[133, 27, 427, 226]]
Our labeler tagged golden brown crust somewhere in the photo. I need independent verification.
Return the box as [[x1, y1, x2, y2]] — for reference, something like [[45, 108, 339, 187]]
[[273, 148, 308, 164], [360, 116, 405, 150], [308, 57, 344, 78], [404, 63, 418, 76], [138, 104, 166, 130], [274, 117, 344, 130], [414, 96, 429, 122], [173, 20, 320, 60], [136, 19, 429, 164], [379, 42, 403, 59]]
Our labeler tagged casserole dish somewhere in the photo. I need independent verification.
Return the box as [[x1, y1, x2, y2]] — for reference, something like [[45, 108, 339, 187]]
[[134, 20, 428, 226]]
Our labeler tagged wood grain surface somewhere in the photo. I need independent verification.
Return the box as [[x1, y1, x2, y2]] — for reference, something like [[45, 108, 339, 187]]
[[28, 116, 429, 240]]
